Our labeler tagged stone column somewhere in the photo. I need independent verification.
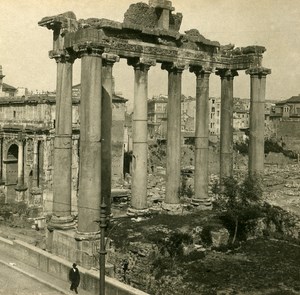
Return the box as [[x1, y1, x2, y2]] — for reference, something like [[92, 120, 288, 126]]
[[32, 139, 39, 188], [162, 62, 185, 207], [15, 135, 27, 201], [127, 58, 155, 215], [190, 66, 212, 209], [246, 66, 271, 175], [76, 45, 103, 238], [0, 137, 4, 185], [101, 53, 119, 217], [16, 139, 25, 189], [216, 69, 238, 180], [48, 52, 75, 230]]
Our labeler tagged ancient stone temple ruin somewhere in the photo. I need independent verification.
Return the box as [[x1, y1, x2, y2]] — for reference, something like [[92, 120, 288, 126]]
[[39, 0, 270, 268]]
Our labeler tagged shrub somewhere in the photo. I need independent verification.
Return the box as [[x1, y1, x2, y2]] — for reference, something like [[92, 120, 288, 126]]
[[215, 174, 264, 243], [200, 226, 213, 246]]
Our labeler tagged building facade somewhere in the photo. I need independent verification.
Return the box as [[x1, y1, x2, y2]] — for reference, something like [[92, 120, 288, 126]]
[[0, 70, 127, 214]]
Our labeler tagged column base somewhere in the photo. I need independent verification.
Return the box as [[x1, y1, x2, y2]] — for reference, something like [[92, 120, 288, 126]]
[[15, 185, 28, 192], [127, 207, 149, 217], [191, 198, 212, 210], [48, 215, 76, 231], [30, 187, 42, 195], [161, 202, 183, 214], [75, 231, 100, 241]]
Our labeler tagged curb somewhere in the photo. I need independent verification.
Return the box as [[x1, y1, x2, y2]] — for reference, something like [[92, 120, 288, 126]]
[[0, 259, 69, 294]]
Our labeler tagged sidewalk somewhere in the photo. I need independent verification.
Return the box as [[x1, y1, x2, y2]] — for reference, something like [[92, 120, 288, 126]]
[[0, 244, 93, 295]]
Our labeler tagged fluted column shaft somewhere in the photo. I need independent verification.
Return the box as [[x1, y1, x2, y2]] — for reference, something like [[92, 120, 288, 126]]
[[216, 69, 238, 180], [190, 67, 211, 209], [163, 63, 184, 204], [246, 66, 271, 175], [77, 49, 102, 234], [101, 53, 119, 217]]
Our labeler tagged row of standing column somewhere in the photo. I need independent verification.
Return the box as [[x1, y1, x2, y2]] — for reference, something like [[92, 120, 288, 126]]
[[49, 47, 119, 237], [49, 49, 270, 236], [129, 65, 270, 212]]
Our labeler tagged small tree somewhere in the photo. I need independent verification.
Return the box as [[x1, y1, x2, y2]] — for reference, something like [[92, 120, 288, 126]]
[[216, 174, 263, 244]]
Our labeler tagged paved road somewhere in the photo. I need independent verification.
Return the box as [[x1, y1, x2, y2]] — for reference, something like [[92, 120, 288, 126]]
[[0, 263, 64, 295]]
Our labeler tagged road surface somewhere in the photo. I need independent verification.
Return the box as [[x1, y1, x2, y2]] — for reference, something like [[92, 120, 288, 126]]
[[0, 262, 65, 295]]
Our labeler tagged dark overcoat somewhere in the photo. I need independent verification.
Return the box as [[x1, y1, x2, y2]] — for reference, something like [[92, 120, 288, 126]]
[[69, 267, 80, 286]]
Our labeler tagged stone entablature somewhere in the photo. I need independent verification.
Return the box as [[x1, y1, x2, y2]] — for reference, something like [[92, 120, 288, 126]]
[[39, 1, 265, 72]]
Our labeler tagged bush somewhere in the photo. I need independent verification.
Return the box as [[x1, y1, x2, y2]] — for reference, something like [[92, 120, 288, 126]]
[[215, 174, 264, 243], [152, 231, 193, 258], [200, 226, 213, 246], [0, 204, 12, 220]]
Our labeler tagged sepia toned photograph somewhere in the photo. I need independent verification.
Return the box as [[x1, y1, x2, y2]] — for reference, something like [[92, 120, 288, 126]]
[[0, 0, 300, 294]]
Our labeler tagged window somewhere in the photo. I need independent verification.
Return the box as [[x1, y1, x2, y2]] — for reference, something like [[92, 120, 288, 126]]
[[13, 111, 16, 118]]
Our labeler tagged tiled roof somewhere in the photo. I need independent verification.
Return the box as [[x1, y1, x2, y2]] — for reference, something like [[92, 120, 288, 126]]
[[2, 83, 17, 91], [276, 96, 300, 105]]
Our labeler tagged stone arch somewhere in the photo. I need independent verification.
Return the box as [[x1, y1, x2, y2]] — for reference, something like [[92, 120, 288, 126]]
[[5, 143, 18, 202]]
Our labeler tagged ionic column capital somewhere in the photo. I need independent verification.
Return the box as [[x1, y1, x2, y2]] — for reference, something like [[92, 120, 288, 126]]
[[189, 65, 212, 78], [161, 61, 187, 73], [246, 66, 271, 77], [73, 43, 104, 58], [49, 49, 76, 63], [216, 69, 239, 79], [102, 53, 120, 67], [127, 57, 156, 71]]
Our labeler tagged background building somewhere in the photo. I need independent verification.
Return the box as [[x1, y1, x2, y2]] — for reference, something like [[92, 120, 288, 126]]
[[0, 67, 127, 215]]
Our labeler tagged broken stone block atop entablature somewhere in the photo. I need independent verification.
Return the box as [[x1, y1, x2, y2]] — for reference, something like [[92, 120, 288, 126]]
[[123, 1, 182, 32], [183, 29, 220, 47], [149, 0, 174, 10], [38, 11, 77, 32], [220, 44, 266, 57]]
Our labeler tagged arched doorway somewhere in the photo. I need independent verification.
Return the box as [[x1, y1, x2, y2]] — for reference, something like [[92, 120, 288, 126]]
[[5, 144, 18, 202]]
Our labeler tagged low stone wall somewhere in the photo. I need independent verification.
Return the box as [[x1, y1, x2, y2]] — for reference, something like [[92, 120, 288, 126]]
[[0, 236, 149, 295]]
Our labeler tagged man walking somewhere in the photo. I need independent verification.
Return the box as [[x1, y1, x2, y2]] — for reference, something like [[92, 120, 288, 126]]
[[69, 263, 80, 294]]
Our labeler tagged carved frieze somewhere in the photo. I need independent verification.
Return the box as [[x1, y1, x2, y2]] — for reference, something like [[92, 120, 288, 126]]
[[109, 39, 143, 54], [143, 46, 178, 58]]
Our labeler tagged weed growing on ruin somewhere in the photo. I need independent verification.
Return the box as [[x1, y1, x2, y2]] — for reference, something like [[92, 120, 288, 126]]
[[215, 174, 264, 244]]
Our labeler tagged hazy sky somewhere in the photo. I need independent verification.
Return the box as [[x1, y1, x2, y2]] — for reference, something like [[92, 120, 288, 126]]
[[1, 0, 300, 105]]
